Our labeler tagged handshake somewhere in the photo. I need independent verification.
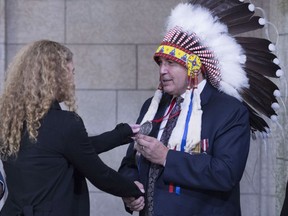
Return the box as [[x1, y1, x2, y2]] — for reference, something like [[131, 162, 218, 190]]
[[122, 181, 145, 212]]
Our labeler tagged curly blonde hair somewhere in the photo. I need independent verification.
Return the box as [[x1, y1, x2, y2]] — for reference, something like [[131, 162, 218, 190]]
[[0, 40, 76, 159]]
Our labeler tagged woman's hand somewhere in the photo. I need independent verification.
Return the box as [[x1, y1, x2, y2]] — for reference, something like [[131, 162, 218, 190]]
[[128, 124, 141, 134]]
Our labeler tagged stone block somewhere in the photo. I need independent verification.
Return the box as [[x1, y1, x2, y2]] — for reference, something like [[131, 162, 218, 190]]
[[0, 0, 5, 43], [241, 194, 260, 216], [0, 44, 4, 90], [69, 45, 136, 89], [5, 44, 23, 66], [240, 139, 261, 194], [75, 90, 117, 135], [89, 191, 134, 216], [6, 0, 65, 43], [269, 0, 288, 34], [138, 45, 160, 90], [259, 195, 276, 216], [117, 90, 155, 123], [66, 0, 180, 44]]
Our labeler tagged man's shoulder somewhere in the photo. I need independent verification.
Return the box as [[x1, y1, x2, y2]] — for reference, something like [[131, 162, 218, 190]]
[[209, 86, 244, 106], [204, 85, 248, 115]]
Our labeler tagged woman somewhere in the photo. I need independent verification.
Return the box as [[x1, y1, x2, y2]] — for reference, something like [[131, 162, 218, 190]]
[[0, 40, 144, 215]]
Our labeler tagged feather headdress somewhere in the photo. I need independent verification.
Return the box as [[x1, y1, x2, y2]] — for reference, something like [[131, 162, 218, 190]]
[[141, 0, 282, 152]]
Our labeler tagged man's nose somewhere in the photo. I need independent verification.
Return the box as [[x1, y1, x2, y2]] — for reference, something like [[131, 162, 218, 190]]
[[159, 64, 168, 74]]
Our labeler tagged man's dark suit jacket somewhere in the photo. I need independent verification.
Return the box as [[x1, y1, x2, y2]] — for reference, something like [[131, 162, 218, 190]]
[[0, 171, 4, 200], [119, 82, 250, 216], [1, 102, 142, 216]]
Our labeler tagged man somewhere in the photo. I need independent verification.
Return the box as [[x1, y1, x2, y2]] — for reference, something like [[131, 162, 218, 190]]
[[119, 1, 282, 216]]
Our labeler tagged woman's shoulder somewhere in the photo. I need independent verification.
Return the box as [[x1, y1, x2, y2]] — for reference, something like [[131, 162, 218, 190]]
[[45, 108, 84, 129]]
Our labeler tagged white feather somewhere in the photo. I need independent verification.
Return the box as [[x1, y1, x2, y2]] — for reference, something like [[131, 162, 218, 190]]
[[218, 81, 243, 101], [167, 4, 228, 38], [140, 89, 162, 124], [185, 88, 202, 152], [168, 90, 192, 150]]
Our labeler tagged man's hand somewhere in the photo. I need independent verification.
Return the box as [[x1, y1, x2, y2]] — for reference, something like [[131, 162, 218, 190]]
[[122, 181, 145, 211], [135, 134, 169, 166]]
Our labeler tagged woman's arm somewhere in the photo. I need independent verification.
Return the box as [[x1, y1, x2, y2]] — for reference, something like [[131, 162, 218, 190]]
[[88, 123, 136, 154], [62, 115, 143, 198]]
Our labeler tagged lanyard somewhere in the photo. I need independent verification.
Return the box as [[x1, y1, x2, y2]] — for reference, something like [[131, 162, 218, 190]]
[[152, 98, 181, 123]]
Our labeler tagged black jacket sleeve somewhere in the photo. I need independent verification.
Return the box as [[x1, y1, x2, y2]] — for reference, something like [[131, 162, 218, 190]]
[[62, 114, 143, 198], [88, 123, 133, 154]]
